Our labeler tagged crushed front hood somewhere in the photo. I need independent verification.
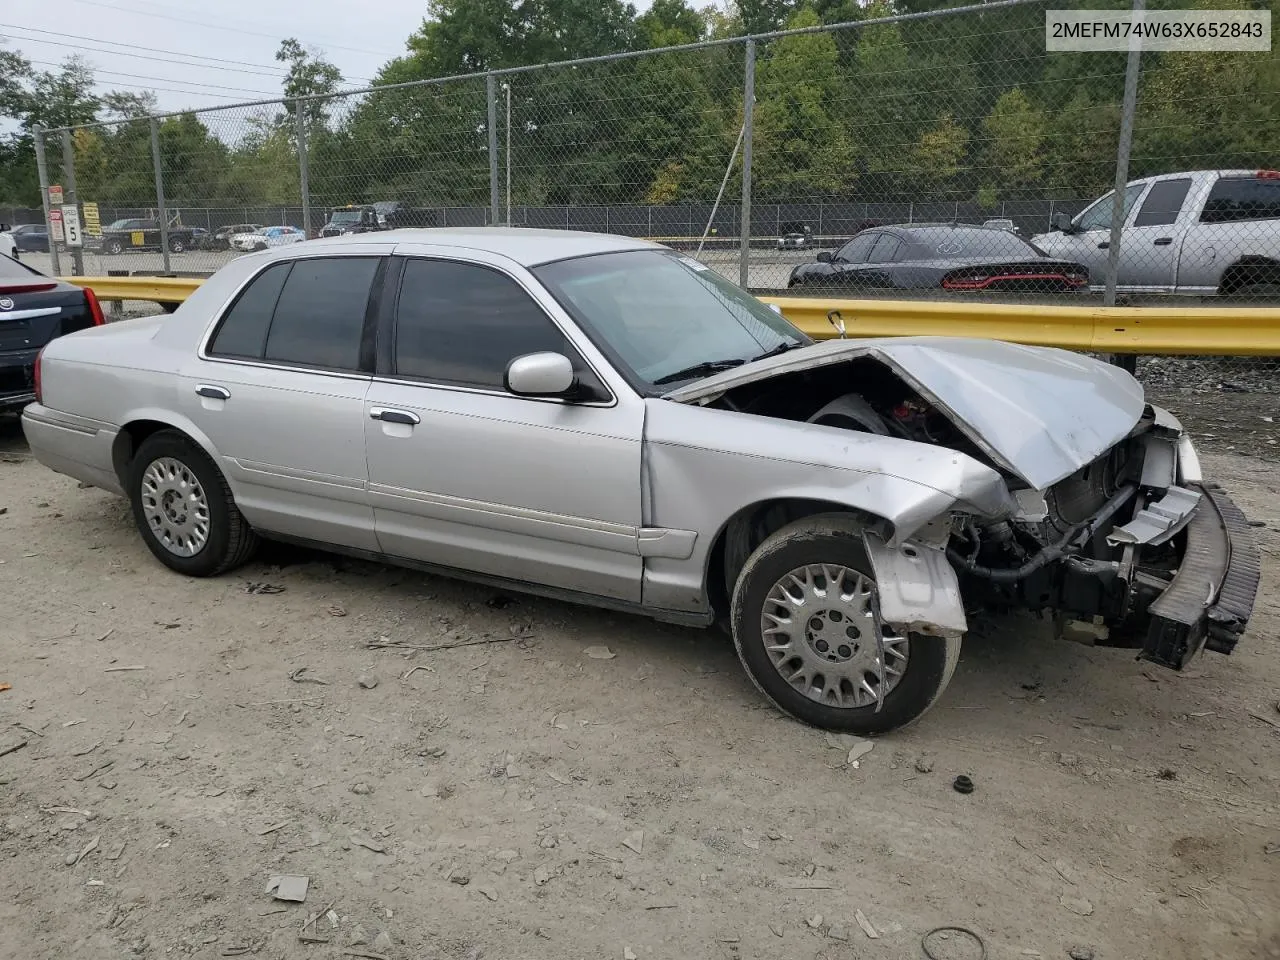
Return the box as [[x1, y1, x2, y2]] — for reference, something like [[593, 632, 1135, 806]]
[[664, 336, 1146, 491]]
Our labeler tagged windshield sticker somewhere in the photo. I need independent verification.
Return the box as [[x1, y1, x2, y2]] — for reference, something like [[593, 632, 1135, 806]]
[[678, 256, 711, 272]]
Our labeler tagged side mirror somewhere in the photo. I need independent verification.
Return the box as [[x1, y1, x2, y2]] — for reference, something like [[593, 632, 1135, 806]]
[[816, 251, 833, 263], [1051, 211, 1075, 233], [505, 352, 576, 397]]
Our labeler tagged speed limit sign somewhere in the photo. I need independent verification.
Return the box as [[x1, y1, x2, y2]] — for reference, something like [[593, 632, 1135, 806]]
[[61, 204, 83, 247]]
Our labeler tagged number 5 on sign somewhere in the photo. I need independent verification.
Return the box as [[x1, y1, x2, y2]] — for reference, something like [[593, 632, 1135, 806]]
[[61, 204, 83, 247]]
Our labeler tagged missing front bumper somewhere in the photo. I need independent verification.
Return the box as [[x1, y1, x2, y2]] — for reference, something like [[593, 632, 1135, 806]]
[[1140, 482, 1259, 670]]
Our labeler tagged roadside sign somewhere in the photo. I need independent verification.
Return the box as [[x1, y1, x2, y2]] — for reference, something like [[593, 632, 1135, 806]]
[[61, 204, 83, 248], [49, 208, 65, 243], [48, 184, 63, 206], [82, 202, 101, 237]]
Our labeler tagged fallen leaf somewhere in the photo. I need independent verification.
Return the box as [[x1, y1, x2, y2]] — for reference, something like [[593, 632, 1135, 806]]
[[854, 909, 879, 939], [621, 831, 644, 854], [1060, 895, 1094, 917], [584, 645, 616, 660]]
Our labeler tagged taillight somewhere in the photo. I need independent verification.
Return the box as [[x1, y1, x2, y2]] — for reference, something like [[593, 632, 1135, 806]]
[[942, 273, 992, 290], [33, 346, 44, 404], [1258, 169, 1280, 180], [83, 286, 105, 326]]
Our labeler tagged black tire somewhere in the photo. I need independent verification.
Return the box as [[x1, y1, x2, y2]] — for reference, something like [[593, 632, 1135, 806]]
[[729, 513, 961, 735], [104, 238, 123, 255], [1233, 282, 1280, 303], [128, 429, 258, 577], [168, 237, 185, 253]]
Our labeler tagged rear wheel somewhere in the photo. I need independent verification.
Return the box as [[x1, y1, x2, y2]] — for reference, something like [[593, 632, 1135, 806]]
[[168, 237, 185, 253], [104, 238, 123, 255], [730, 513, 961, 734], [128, 430, 258, 576]]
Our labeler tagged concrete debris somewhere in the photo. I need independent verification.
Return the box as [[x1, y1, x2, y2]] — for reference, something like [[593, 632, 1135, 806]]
[[357, 675, 379, 690], [1068, 948, 1095, 960], [584, 645, 616, 660], [914, 756, 935, 774], [622, 831, 644, 855], [350, 834, 386, 854], [854, 909, 879, 939], [1059, 895, 1094, 917], [65, 834, 100, 867], [351, 782, 373, 796], [806, 914, 823, 929], [372, 931, 393, 952], [624, 948, 637, 960], [265, 875, 309, 902], [846, 740, 874, 766]]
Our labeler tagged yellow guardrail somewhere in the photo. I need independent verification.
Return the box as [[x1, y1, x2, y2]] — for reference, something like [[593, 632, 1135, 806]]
[[62, 275, 203, 304], [61, 274, 1280, 356], [758, 296, 1280, 356]]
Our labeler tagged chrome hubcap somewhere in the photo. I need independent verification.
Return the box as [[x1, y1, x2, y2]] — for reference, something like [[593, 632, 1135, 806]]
[[760, 564, 908, 709], [140, 457, 210, 557]]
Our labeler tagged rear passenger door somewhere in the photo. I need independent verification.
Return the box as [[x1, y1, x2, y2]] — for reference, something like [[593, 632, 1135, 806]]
[[363, 247, 646, 602], [183, 251, 391, 551]]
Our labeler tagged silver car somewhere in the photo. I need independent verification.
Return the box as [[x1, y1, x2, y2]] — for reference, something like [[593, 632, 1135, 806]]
[[20, 229, 1258, 734]]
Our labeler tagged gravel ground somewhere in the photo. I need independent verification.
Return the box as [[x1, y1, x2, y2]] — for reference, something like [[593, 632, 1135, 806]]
[[0, 413, 1278, 960]]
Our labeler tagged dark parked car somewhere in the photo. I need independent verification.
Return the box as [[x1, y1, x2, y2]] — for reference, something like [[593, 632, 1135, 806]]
[[787, 223, 1089, 293], [10, 224, 51, 253], [0, 256, 105, 414], [199, 223, 265, 251], [88, 218, 199, 255]]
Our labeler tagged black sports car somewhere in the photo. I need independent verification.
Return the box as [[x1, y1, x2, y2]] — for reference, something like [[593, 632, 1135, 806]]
[[1, 256, 105, 414], [787, 223, 1089, 293]]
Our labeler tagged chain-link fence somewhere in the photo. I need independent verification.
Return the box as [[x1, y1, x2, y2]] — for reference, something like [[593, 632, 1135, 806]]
[[9, 0, 1280, 442]]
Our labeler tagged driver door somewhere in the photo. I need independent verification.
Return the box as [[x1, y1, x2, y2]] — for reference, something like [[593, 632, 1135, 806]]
[[363, 246, 646, 602], [1045, 182, 1147, 286]]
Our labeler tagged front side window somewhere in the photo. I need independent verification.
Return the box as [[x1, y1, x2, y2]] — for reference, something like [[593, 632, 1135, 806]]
[[835, 233, 879, 263], [1077, 183, 1145, 232], [393, 258, 584, 391], [534, 250, 809, 390]]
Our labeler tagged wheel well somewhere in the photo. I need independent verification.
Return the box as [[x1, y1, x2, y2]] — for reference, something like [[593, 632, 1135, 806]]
[[1218, 256, 1280, 295], [705, 498, 887, 619], [112, 420, 180, 486]]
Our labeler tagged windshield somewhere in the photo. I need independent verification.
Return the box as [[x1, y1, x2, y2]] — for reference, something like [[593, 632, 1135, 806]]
[[106, 219, 137, 230], [329, 210, 362, 224], [534, 249, 810, 390]]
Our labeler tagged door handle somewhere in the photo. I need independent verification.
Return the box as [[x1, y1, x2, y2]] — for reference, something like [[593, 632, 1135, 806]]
[[196, 384, 230, 400], [370, 407, 421, 426], [1097, 241, 1109, 249], [1154, 237, 1173, 246]]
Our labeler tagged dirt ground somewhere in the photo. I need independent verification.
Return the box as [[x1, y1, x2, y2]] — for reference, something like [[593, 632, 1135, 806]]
[[1, 413, 1277, 960]]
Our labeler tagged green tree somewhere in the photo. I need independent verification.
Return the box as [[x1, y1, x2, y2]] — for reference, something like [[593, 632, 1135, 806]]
[[849, 1, 914, 198], [911, 114, 969, 195], [980, 86, 1046, 197], [276, 38, 343, 137], [751, 7, 855, 200]]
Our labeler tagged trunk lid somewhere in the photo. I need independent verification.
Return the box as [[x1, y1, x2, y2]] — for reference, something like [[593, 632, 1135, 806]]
[[663, 336, 1146, 491]]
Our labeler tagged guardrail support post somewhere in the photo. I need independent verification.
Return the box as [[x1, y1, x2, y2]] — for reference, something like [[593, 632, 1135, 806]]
[[150, 118, 172, 274], [739, 39, 755, 288], [60, 130, 83, 276], [33, 128, 62, 276], [296, 101, 312, 239], [486, 74, 500, 226]]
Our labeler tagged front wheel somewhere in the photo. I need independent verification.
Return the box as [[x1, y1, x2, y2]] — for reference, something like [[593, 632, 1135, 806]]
[[128, 430, 258, 576], [104, 238, 124, 255], [730, 513, 961, 734], [168, 237, 185, 253]]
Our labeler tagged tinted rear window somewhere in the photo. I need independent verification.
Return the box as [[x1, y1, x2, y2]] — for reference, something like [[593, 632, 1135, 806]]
[[1134, 178, 1192, 227], [1201, 177, 1280, 223], [902, 228, 1037, 259], [263, 257, 379, 371], [0, 255, 43, 280], [208, 262, 291, 359]]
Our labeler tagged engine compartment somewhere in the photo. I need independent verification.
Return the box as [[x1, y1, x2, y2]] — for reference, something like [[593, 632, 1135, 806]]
[[704, 356, 1171, 636]]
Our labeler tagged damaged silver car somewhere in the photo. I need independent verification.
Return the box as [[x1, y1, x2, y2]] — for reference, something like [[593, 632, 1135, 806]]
[[20, 230, 1260, 734]]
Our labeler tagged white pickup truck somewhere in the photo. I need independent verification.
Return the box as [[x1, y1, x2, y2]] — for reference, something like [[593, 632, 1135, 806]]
[[1033, 169, 1280, 297]]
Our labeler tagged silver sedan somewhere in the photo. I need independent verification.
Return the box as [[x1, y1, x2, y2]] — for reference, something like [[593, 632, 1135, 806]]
[[20, 228, 1257, 733]]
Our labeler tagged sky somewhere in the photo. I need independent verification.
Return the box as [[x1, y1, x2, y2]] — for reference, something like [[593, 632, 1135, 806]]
[[1, 0, 435, 115]]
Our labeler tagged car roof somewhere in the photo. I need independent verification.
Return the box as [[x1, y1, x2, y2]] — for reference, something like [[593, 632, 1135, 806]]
[[294, 227, 662, 267]]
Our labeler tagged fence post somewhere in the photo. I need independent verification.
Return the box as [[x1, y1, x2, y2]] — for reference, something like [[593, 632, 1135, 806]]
[[33, 128, 61, 276], [486, 74, 500, 226], [59, 130, 83, 276], [150, 118, 172, 274], [1104, 0, 1144, 309], [739, 39, 755, 288], [296, 101, 312, 239]]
